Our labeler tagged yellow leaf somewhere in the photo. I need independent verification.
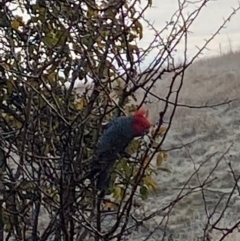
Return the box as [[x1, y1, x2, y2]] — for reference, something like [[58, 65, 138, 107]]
[[48, 71, 56, 84], [124, 104, 138, 114], [43, 32, 58, 47], [157, 126, 167, 136], [152, 126, 167, 137], [156, 152, 163, 166], [163, 151, 168, 160], [75, 98, 86, 110], [143, 157, 150, 168], [109, 91, 118, 102], [11, 19, 20, 30], [157, 167, 172, 173], [15, 120, 22, 129], [143, 175, 158, 190], [156, 151, 168, 166], [53, 193, 60, 203], [87, 8, 99, 18]]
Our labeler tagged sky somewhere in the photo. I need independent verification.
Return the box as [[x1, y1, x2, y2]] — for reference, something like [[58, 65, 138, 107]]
[[138, 0, 240, 66]]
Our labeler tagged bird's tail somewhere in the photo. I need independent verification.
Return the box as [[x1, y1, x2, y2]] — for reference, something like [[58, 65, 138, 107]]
[[80, 156, 116, 197]]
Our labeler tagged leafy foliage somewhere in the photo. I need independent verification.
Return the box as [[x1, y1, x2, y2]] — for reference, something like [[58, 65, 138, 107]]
[[0, 0, 169, 239]]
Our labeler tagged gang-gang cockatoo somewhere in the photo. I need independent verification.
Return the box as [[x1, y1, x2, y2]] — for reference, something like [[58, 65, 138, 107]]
[[84, 109, 151, 196]]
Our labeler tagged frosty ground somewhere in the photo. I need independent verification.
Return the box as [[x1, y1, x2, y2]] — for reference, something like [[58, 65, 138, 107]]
[[129, 51, 240, 241]]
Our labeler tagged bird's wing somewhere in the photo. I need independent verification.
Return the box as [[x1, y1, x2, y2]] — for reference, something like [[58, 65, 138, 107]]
[[101, 122, 110, 131], [101, 118, 117, 132]]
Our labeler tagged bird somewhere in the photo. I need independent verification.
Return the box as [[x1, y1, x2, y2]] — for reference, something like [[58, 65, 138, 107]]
[[84, 108, 151, 197]]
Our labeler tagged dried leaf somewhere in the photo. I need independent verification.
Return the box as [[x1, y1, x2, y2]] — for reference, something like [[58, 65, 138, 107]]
[[11, 19, 20, 30], [157, 126, 167, 136], [134, 20, 143, 39], [104, 200, 118, 210], [156, 151, 168, 166], [148, 0, 153, 7], [128, 44, 140, 54], [128, 34, 138, 42]]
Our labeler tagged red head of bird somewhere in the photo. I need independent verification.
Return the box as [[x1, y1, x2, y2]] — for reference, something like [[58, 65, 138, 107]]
[[131, 109, 151, 136]]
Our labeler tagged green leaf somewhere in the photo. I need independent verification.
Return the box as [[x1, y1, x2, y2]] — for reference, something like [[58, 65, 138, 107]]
[[43, 31, 58, 47], [127, 139, 141, 154], [113, 186, 123, 200], [38, 7, 47, 21], [6, 80, 13, 95], [4, 223, 12, 232], [47, 71, 56, 84], [75, 98, 87, 110], [18, 180, 35, 191], [140, 184, 149, 200]]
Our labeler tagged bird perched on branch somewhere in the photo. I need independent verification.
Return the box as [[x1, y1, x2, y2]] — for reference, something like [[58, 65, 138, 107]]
[[84, 109, 151, 197]]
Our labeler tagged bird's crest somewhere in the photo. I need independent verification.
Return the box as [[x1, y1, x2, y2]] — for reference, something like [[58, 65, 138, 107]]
[[134, 109, 149, 119], [133, 109, 151, 133]]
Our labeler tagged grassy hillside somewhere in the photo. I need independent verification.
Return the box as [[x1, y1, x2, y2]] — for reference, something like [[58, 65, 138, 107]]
[[130, 50, 240, 241]]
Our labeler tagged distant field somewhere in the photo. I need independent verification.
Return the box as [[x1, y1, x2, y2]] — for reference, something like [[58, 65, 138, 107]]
[[139, 50, 240, 129], [130, 50, 240, 241]]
